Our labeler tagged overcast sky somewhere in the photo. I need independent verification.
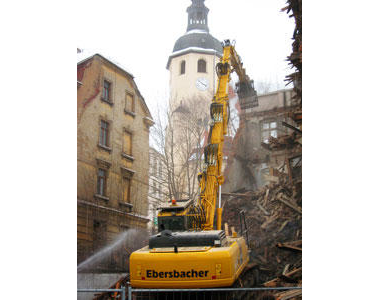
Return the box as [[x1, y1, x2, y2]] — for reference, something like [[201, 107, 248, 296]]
[[77, 0, 295, 111]]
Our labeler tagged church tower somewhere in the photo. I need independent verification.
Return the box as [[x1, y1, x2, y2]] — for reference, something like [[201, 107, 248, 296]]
[[167, 0, 223, 110], [165, 0, 223, 200]]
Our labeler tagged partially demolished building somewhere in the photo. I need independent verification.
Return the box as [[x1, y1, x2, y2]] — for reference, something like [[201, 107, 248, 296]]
[[223, 88, 300, 193], [221, 0, 302, 294]]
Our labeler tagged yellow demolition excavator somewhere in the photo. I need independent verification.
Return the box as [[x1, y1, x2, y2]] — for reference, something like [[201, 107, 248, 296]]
[[130, 40, 259, 290]]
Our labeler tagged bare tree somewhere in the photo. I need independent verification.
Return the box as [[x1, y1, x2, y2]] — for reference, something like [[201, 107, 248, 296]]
[[227, 101, 240, 137], [150, 100, 178, 200], [150, 96, 209, 202], [255, 78, 285, 95]]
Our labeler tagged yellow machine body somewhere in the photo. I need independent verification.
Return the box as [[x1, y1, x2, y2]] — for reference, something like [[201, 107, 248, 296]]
[[130, 236, 249, 288]]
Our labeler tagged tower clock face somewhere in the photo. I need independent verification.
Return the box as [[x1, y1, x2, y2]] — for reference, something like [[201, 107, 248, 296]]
[[196, 77, 209, 91]]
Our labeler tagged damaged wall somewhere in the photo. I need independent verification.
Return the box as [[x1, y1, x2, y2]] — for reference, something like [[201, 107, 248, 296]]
[[223, 89, 299, 193]]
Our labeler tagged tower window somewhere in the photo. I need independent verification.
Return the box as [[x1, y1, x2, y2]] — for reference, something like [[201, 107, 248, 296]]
[[198, 59, 206, 73], [180, 60, 186, 75]]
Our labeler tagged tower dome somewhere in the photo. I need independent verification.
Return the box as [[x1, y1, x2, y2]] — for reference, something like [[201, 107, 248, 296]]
[[167, 0, 222, 69], [172, 32, 223, 54]]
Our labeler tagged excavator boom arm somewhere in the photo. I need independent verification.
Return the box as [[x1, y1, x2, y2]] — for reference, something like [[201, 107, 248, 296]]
[[195, 40, 254, 231]]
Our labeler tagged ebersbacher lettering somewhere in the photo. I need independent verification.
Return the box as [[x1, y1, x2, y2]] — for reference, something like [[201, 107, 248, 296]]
[[146, 269, 209, 279]]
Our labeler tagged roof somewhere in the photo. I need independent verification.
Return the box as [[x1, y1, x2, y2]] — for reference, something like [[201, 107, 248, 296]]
[[77, 53, 135, 78], [158, 199, 193, 211], [166, 32, 223, 69], [77, 53, 152, 120], [173, 32, 222, 54]]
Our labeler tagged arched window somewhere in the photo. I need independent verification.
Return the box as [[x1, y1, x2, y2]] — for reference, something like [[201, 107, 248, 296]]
[[197, 59, 206, 73], [180, 60, 186, 75]]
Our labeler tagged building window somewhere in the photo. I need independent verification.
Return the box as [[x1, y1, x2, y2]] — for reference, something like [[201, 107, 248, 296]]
[[99, 120, 110, 147], [123, 177, 131, 203], [261, 120, 278, 143], [153, 181, 157, 196], [125, 92, 135, 113], [97, 168, 107, 196], [180, 60, 186, 75], [93, 220, 107, 251], [102, 80, 111, 102], [123, 131, 132, 156], [156, 159, 159, 177], [152, 156, 157, 176], [198, 59, 206, 73]]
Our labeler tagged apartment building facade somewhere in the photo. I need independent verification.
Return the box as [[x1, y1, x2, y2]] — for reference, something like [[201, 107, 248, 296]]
[[77, 54, 153, 272]]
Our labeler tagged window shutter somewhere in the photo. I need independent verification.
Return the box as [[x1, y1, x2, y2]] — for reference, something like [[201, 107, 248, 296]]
[[126, 93, 134, 112], [123, 178, 130, 203], [123, 132, 132, 155]]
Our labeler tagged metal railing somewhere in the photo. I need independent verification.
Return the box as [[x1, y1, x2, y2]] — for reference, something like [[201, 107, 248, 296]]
[[129, 286, 302, 300], [77, 287, 126, 300], [79, 285, 302, 300]]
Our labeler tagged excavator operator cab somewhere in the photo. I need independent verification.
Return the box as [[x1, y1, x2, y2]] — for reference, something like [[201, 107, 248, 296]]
[[158, 215, 186, 232], [157, 199, 192, 232]]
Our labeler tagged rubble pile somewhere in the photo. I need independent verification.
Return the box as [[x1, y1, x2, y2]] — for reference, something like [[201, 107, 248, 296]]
[[282, 0, 302, 103], [93, 275, 130, 300], [222, 177, 302, 285]]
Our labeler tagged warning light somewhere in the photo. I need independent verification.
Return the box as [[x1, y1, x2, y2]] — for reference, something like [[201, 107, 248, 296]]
[[172, 199, 177, 205], [212, 275, 216, 280], [142, 277, 145, 280]]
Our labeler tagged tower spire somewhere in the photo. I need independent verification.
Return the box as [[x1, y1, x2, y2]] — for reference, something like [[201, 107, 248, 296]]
[[186, 0, 210, 32]]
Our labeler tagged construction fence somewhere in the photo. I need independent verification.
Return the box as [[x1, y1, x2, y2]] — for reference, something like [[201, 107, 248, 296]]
[[78, 286, 302, 300]]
